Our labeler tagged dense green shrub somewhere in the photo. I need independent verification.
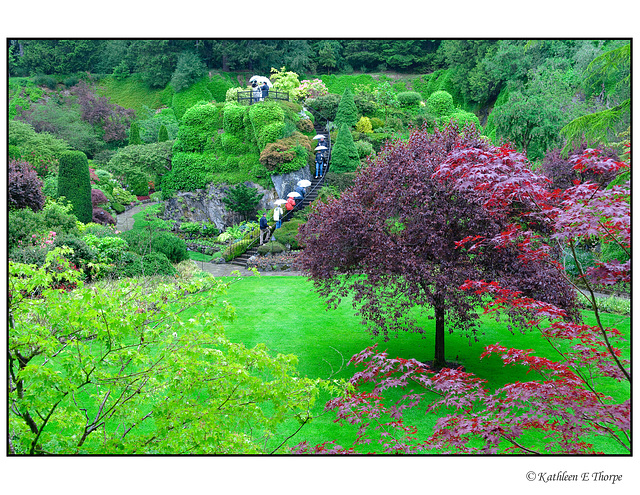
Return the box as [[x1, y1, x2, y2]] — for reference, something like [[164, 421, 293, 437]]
[[173, 102, 222, 153], [162, 153, 213, 193], [141, 252, 176, 276], [273, 220, 305, 249], [53, 234, 96, 271], [397, 91, 423, 107], [324, 171, 356, 192], [334, 87, 359, 128], [42, 174, 59, 199], [449, 110, 481, 129], [305, 93, 341, 121], [83, 234, 129, 263], [57, 150, 92, 223], [9, 159, 46, 212], [207, 73, 237, 103], [427, 90, 455, 117], [116, 250, 144, 278], [128, 121, 143, 145], [257, 241, 285, 255], [170, 51, 208, 93], [8, 120, 68, 177], [108, 141, 173, 188], [222, 238, 254, 261], [158, 124, 169, 142], [248, 102, 286, 150], [330, 124, 360, 173], [354, 140, 376, 159], [120, 229, 188, 264], [8, 245, 50, 266], [137, 108, 179, 144]]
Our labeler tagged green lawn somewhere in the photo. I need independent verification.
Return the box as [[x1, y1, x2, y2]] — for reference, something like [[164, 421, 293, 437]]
[[207, 275, 631, 453]]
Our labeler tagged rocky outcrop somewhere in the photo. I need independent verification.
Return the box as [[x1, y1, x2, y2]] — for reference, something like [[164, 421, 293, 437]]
[[162, 165, 311, 231]]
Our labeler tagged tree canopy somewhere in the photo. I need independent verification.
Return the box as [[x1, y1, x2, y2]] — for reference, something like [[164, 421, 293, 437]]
[[298, 124, 578, 367]]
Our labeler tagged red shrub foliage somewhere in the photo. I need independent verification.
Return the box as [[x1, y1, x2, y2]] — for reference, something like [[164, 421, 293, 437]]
[[8, 159, 46, 211]]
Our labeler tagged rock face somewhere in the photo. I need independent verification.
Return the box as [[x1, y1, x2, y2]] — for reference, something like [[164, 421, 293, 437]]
[[162, 166, 311, 231], [270, 165, 313, 200]]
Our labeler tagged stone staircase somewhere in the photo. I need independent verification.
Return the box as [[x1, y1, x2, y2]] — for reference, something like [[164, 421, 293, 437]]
[[228, 119, 331, 267]]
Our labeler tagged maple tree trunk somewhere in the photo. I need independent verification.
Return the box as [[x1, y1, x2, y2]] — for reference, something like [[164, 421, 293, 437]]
[[433, 299, 446, 369]]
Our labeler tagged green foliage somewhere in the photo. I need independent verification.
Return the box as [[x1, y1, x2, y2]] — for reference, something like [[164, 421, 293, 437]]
[[207, 72, 237, 103], [270, 66, 301, 95], [397, 91, 422, 107], [330, 124, 360, 173], [162, 152, 214, 193], [9, 258, 324, 454], [83, 233, 129, 263], [355, 116, 373, 134], [120, 229, 188, 264], [108, 141, 173, 186], [273, 219, 305, 249], [334, 87, 359, 128], [8, 120, 68, 178], [222, 183, 264, 222], [319, 73, 377, 96], [128, 121, 143, 145], [173, 102, 223, 153], [222, 238, 255, 261], [248, 102, 286, 150], [171, 76, 214, 120], [137, 108, 179, 143], [354, 140, 376, 159], [170, 51, 208, 93], [259, 133, 313, 175], [158, 124, 169, 142], [57, 151, 92, 223], [97, 74, 168, 116], [427, 90, 455, 116], [257, 241, 286, 255], [141, 252, 176, 276]]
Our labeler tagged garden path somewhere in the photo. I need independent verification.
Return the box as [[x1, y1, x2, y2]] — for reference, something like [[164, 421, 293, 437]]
[[115, 203, 304, 277]]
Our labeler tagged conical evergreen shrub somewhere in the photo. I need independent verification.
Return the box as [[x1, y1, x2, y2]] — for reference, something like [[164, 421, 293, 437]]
[[334, 87, 358, 129], [128, 122, 143, 145], [158, 124, 169, 142], [330, 124, 360, 173], [57, 150, 92, 223]]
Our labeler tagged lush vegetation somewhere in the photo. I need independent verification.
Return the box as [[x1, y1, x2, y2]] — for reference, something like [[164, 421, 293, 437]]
[[7, 39, 631, 465]]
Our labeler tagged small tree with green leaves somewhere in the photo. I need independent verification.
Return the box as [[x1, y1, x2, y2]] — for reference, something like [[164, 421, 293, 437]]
[[334, 87, 359, 129], [57, 150, 92, 223], [222, 183, 264, 222]]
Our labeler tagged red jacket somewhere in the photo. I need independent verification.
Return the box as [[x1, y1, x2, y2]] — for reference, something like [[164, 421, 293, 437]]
[[286, 198, 295, 211]]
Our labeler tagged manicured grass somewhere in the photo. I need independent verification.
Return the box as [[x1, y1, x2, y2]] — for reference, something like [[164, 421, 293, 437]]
[[207, 275, 631, 453]]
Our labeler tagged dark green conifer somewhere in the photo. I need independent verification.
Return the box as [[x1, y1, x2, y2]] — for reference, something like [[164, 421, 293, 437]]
[[330, 124, 360, 173], [57, 150, 92, 223], [334, 87, 359, 128], [128, 122, 143, 146], [158, 124, 169, 142]]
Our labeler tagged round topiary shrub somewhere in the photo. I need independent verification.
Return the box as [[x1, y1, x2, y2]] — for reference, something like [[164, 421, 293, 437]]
[[257, 241, 285, 255], [57, 150, 92, 223], [397, 91, 423, 107], [427, 90, 455, 117]]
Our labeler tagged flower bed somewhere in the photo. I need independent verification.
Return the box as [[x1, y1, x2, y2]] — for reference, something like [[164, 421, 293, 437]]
[[247, 251, 303, 272]]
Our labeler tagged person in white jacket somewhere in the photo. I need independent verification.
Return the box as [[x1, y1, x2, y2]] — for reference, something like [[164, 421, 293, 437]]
[[274, 205, 283, 229]]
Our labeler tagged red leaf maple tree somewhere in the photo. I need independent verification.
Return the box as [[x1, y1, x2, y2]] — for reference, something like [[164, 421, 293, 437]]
[[295, 127, 630, 454]]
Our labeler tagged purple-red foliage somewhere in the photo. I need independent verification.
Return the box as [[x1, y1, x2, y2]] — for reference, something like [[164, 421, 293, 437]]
[[297, 144, 630, 455], [298, 123, 578, 366], [92, 207, 116, 226], [541, 143, 619, 191], [72, 80, 135, 143], [91, 188, 109, 207], [8, 159, 46, 211]]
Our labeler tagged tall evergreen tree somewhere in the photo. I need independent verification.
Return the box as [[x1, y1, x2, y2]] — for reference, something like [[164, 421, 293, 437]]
[[222, 183, 264, 222], [330, 124, 360, 173], [57, 150, 92, 223], [334, 87, 359, 129]]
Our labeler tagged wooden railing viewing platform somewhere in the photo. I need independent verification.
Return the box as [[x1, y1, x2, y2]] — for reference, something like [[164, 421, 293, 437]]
[[237, 89, 289, 105]]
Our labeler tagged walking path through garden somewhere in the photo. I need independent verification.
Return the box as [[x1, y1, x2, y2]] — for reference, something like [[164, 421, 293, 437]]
[[115, 203, 304, 277]]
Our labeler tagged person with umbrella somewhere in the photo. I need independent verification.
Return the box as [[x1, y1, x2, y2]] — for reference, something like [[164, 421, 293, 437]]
[[251, 81, 261, 104], [273, 200, 284, 229], [285, 196, 296, 220], [315, 150, 325, 178], [261, 80, 269, 100]]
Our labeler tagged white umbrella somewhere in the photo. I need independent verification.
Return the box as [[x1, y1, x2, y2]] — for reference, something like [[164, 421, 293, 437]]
[[297, 179, 311, 187], [250, 75, 273, 88], [287, 191, 302, 198], [274, 199, 287, 205], [315, 145, 328, 151], [313, 134, 326, 140]]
